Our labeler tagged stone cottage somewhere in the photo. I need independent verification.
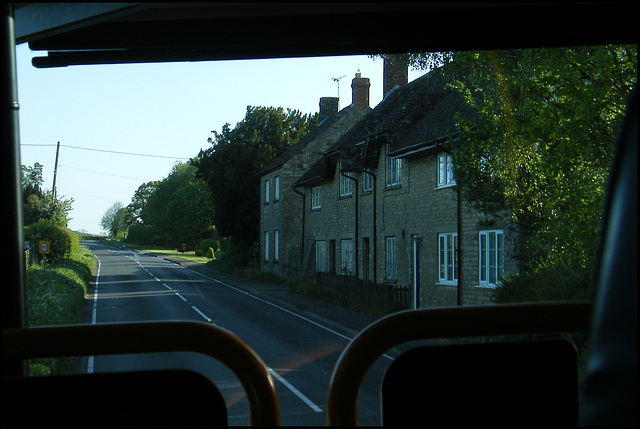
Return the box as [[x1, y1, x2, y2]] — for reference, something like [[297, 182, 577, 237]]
[[293, 61, 518, 309], [259, 71, 372, 279]]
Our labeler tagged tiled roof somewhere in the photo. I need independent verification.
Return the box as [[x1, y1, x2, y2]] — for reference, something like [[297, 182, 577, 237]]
[[296, 64, 475, 185], [259, 104, 358, 176], [293, 152, 338, 188]]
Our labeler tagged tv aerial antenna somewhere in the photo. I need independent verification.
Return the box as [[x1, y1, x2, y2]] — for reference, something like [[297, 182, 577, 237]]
[[332, 75, 346, 108]]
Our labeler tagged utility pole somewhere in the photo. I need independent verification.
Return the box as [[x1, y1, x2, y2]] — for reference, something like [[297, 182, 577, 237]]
[[52, 141, 60, 200]]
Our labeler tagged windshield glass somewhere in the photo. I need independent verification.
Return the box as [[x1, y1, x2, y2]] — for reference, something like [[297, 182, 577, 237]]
[[18, 42, 637, 425]]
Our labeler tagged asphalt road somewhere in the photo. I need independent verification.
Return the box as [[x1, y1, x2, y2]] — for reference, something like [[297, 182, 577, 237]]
[[82, 242, 391, 426]]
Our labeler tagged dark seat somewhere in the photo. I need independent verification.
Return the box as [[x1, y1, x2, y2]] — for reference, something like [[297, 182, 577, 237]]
[[326, 301, 591, 425], [382, 340, 578, 426], [3, 321, 280, 426], [4, 369, 227, 426]]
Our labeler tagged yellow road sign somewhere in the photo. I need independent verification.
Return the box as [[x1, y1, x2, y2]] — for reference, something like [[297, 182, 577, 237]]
[[39, 241, 50, 254]]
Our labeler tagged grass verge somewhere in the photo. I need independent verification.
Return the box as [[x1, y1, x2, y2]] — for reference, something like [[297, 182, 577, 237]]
[[117, 241, 210, 264], [25, 246, 95, 376]]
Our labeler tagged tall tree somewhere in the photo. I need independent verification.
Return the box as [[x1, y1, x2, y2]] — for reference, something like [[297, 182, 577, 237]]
[[100, 201, 130, 239], [143, 162, 214, 246], [21, 162, 44, 198], [21, 163, 45, 225], [401, 46, 636, 300], [446, 46, 637, 274], [127, 180, 160, 225], [193, 106, 318, 252], [21, 162, 74, 227], [41, 195, 74, 228]]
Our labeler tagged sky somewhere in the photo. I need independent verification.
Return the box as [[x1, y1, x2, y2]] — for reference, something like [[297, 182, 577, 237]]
[[17, 43, 427, 235]]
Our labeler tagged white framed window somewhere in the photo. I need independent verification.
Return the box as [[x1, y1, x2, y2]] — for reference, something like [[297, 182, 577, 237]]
[[264, 231, 270, 262], [311, 186, 321, 210], [439, 232, 458, 284], [340, 239, 354, 276], [265, 179, 270, 203], [386, 236, 396, 280], [274, 176, 280, 201], [362, 170, 374, 192], [386, 147, 402, 187], [339, 161, 353, 197], [315, 241, 326, 272], [479, 230, 505, 286], [437, 152, 456, 187], [274, 230, 279, 262]]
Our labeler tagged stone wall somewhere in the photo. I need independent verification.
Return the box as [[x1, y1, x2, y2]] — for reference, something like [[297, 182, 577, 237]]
[[300, 144, 518, 308]]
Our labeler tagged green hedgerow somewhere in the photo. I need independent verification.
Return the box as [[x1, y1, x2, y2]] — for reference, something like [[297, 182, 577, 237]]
[[24, 220, 76, 263], [25, 245, 94, 375]]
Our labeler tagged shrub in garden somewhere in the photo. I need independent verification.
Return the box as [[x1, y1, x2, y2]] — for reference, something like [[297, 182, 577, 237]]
[[494, 262, 592, 303], [199, 238, 218, 254]]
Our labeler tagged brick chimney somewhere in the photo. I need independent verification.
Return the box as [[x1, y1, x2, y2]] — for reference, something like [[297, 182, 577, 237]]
[[383, 55, 408, 98], [319, 97, 339, 120], [351, 70, 370, 109]]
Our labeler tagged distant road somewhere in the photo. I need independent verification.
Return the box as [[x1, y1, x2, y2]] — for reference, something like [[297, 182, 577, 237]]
[[82, 241, 388, 426]]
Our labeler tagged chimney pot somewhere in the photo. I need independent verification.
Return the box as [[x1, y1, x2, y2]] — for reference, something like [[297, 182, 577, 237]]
[[351, 71, 370, 109], [319, 97, 339, 119], [384, 55, 409, 98]]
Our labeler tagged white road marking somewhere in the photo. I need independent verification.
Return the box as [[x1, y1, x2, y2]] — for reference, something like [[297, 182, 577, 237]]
[[268, 367, 323, 413], [95, 249, 333, 411], [188, 269, 353, 341], [87, 255, 101, 374], [127, 255, 212, 319], [191, 305, 211, 322]]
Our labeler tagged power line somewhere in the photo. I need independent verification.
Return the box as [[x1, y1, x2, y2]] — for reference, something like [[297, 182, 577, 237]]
[[59, 164, 147, 181], [58, 188, 124, 201], [20, 143, 189, 160]]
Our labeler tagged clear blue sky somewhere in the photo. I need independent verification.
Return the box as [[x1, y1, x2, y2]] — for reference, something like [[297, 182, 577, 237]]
[[17, 43, 426, 235]]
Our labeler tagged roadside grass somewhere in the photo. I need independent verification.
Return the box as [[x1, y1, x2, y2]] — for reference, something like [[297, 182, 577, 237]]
[[117, 242, 211, 264], [25, 245, 95, 375]]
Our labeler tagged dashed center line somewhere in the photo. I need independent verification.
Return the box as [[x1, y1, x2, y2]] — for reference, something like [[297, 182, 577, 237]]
[[100, 251, 323, 413], [128, 255, 211, 323], [191, 305, 212, 322]]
